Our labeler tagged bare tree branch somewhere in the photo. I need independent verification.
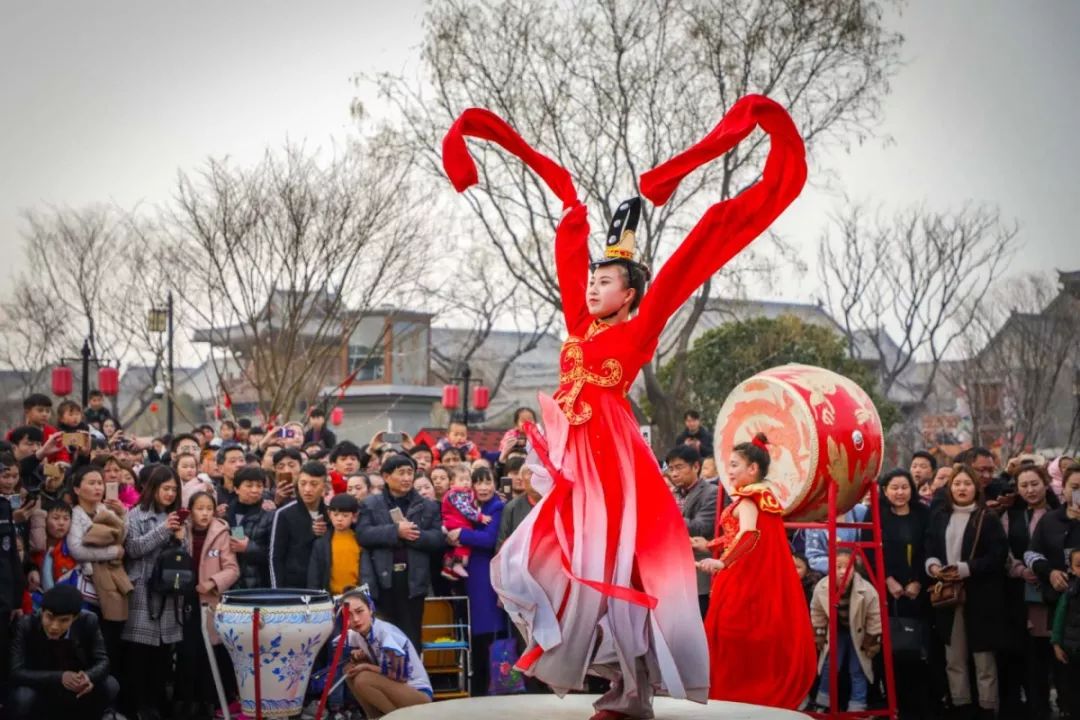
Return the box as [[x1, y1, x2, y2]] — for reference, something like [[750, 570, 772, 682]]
[[376, 0, 902, 442], [161, 138, 429, 421]]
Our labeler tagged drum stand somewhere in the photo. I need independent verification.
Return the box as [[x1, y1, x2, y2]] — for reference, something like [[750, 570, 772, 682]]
[[785, 481, 898, 720]]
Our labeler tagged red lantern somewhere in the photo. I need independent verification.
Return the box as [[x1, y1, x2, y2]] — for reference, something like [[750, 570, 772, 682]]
[[441, 384, 460, 410], [98, 366, 119, 397], [150, 402, 159, 414], [330, 406, 344, 426], [473, 385, 491, 411], [51, 366, 73, 397]]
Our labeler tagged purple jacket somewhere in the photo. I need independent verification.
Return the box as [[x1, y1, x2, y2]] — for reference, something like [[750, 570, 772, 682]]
[[459, 495, 507, 636]]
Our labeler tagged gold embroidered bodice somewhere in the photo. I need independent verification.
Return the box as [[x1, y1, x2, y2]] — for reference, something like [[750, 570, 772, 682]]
[[553, 321, 636, 425]]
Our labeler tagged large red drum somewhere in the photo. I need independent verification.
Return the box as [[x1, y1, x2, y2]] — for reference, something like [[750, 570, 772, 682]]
[[714, 364, 884, 520]]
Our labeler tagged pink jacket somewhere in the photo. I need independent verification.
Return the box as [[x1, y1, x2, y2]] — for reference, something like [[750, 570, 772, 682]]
[[184, 518, 239, 643]]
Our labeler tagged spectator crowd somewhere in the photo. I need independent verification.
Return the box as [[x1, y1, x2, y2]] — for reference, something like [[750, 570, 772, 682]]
[[2, 394, 1079, 720]]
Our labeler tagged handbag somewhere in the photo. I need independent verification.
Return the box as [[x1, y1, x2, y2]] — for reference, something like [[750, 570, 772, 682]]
[[930, 510, 985, 609], [889, 616, 926, 661], [488, 634, 526, 695]]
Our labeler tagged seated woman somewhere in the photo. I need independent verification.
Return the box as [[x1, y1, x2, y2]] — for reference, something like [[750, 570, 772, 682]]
[[339, 586, 433, 718]]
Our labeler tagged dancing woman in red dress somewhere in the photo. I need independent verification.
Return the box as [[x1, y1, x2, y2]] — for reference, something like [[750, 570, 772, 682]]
[[441, 95, 806, 719], [696, 433, 817, 709]]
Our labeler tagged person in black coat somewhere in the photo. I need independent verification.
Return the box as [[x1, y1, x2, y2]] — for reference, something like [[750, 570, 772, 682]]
[[998, 465, 1058, 720], [925, 465, 1008, 719], [226, 466, 275, 589], [870, 469, 933, 719], [303, 407, 337, 450], [9, 585, 119, 719], [269, 461, 330, 589], [1026, 465, 1080, 719], [356, 453, 443, 651], [307, 492, 361, 593], [0, 490, 26, 692]]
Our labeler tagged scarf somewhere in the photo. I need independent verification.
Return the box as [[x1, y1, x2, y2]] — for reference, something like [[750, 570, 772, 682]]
[[945, 503, 978, 565]]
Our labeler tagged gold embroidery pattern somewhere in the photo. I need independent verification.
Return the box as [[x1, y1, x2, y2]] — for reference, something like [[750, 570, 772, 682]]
[[733, 483, 784, 514], [555, 343, 624, 425]]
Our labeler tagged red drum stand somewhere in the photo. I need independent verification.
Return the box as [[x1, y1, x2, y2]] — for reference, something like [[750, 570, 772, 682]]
[[786, 482, 898, 720]]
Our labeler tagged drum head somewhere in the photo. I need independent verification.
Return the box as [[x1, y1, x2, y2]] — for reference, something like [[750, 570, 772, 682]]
[[714, 373, 817, 515], [220, 588, 333, 606], [714, 364, 883, 520]]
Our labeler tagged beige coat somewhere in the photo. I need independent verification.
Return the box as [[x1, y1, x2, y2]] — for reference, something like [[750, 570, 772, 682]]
[[82, 509, 133, 622], [810, 571, 882, 680]]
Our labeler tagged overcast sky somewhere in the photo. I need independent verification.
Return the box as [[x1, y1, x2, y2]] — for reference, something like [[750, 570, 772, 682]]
[[2, 1, 1078, 304]]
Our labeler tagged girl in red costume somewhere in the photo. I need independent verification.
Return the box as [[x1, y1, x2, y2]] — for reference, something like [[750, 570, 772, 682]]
[[441, 95, 806, 719], [696, 433, 817, 709]]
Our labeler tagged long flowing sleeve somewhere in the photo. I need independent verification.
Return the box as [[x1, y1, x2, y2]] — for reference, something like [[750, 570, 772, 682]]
[[632, 94, 807, 344], [441, 108, 592, 334]]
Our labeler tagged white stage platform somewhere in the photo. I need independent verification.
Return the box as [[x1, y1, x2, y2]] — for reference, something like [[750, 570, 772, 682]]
[[384, 695, 808, 719]]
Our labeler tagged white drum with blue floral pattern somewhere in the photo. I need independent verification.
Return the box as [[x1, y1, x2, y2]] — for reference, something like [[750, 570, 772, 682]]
[[214, 589, 336, 719]]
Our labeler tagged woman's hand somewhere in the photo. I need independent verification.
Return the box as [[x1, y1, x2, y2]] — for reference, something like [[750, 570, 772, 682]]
[[445, 528, 462, 546], [1056, 644, 1069, 665], [499, 433, 518, 461], [345, 662, 381, 679], [1051, 570, 1070, 593], [885, 576, 904, 599], [229, 536, 249, 553], [1021, 567, 1038, 584], [939, 566, 961, 583], [165, 512, 183, 531], [12, 495, 39, 524], [904, 581, 922, 599], [104, 498, 126, 517], [196, 580, 215, 595], [689, 536, 709, 552], [928, 564, 942, 580], [696, 558, 725, 575]]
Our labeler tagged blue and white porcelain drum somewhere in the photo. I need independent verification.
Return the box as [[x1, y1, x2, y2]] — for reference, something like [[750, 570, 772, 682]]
[[214, 588, 335, 719]]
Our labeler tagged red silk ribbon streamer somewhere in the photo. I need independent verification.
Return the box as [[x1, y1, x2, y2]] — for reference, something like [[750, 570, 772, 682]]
[[442, 108, 579, 209]]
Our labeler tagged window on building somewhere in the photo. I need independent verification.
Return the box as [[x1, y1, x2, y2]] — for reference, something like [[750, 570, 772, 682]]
[[348, 343, 385, 381]]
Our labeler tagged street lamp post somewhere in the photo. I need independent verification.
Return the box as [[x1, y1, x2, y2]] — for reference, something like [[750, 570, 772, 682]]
[[148, 292, 175, 435], [441, 364, 491, 427], [57, 339, 110, 408]]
